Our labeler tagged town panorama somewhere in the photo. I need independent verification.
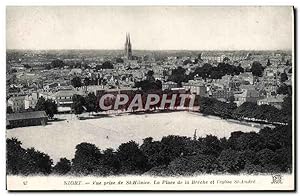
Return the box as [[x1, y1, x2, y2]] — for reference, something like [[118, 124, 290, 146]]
[[6, 33, 293, 180]]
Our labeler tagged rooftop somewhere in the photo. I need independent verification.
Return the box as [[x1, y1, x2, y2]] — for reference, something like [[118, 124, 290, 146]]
[[7, 111, 48, 121]]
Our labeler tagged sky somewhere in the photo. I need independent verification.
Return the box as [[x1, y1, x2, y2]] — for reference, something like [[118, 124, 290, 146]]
[[6, 6, 293, 50]]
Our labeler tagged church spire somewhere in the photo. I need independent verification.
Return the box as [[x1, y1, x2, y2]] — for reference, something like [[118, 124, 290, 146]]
[[124, 32, 132, 60], [125, 33, 128, 45], [128, 33, 131, 45]]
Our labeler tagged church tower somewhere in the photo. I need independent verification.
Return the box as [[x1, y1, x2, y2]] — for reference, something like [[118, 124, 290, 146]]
[[124, 33, 132, 60]]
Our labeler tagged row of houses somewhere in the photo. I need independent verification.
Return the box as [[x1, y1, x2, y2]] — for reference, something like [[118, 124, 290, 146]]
[[163, 79, 286, 109]]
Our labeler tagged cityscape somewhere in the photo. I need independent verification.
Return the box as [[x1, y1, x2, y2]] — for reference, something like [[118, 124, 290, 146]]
[[6, 33, 292, 119]]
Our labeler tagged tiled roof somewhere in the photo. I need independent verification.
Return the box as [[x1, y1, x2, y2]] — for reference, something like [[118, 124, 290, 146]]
[[7, 111, 47, 121]]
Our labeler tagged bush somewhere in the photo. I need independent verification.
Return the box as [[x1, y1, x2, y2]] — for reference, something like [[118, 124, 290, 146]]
[[158, 135, 190, 165], [6, 138, 53, 175], [102, 148, 121, 174], [168, 154, 219, 175], [235, 132, 264, 152], [53, 158, 71, 175], [198, 135, 224, 157], [6, 138, 28, 175], [71, 142, 102, 175], [116, 141, 149, 174], [218, 149, 243, 173]]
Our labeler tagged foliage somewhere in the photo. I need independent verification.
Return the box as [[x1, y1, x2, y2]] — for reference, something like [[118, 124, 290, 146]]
[[53, 158, 71, 175], [96, 61, 114, 70], [51, 59, 65, 68], [277, 84, 292, 96], [71, 76, 82, 88], [116, 141, 149, 174], [7, 138, 53, 175], [190, 63, 244, 80], [135, 79, 162, 92], [84, 93, 97, 113], [35, 97, 58, 118], [71, 142, 103, 175], [72, 94, 86, 115], [232, 101, 288, 123], [7, 106, 13, 114], [199, 97, 237, 118], [251, 61, 264, 77], [168, 66, 189, 86], [168, 154, 218, 175], [280, 72, 288, 83]]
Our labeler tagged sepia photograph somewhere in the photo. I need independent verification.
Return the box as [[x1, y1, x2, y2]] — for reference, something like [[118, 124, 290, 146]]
[[5, 6, 295, 191]]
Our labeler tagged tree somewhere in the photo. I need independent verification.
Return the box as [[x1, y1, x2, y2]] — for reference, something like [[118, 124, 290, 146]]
[[223, 57, 230, 62], [116, 141, 149, 173], [140, 137, 164, 167], [135, 79, 162, 92], [84, 77, 91, 87], [199, 135, 223, 157], [115, 57, 124, 63], [168, 154, 218, 175], [256, 148, 281, 172], [277, 84, 292, 96], [84, 93, 97, 113], [168, 66, 189, 87], [146, 70, 155, 81], [8, 138, 53, 176], [71, 142, 102, 175], [96, 61, 114, 70], [35, 97, 58, 118], [23, 64, 31, 69], [158, 135, 190, 165], [280, 72, 288, 83], [235, 132, 264, 152], [6, 138, 27, 175], [190, 63, 244, 80], [102, 148, 121, 174], [72, 94, 85, 115], [71, 77, 82, 88], [229, 95, 235, 103], [53, 158, 71, 175], [183, 59, 193, 65], [7, 106, 13, 114], [218, 149, 243, 173], [282, 96, 292, 120], [251, 61, 264, 77], [197, 53, 202, 60], [51, 59, 65, 68], [26, 148, 53, 175]]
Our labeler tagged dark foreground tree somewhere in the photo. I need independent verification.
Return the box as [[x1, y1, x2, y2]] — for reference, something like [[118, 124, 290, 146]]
[[116, 141, 149, 174], [7, 138, 53, 175], [53, 158, 71, 175], [71, 142, 102, 175]]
